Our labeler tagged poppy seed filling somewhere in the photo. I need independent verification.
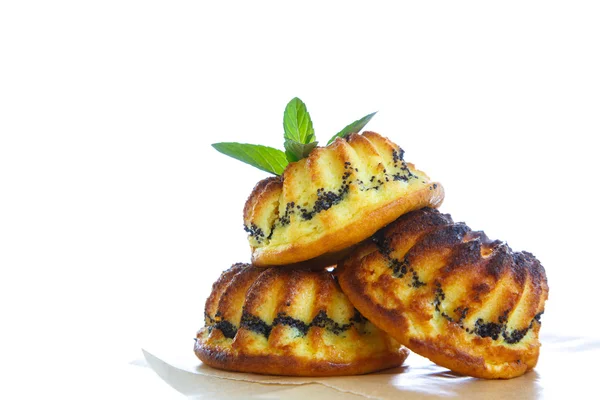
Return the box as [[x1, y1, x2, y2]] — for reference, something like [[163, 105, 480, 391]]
[[248, 148, 421, 242], [210, 309, 368, 340], [433, 284, 543, 344]]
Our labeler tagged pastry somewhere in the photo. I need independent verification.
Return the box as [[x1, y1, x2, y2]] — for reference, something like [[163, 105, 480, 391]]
[[244, 131, 444, 267], [336, 208, 548, 379], [195, 263, 409, 376]]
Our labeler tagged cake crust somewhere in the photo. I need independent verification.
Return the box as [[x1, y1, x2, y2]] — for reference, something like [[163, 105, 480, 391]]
[[195, 337, 409, 377], [336, 208, 548, 379]]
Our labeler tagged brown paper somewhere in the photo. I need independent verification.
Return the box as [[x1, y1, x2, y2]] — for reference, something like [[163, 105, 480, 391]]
[[141, 333, 600, 399]]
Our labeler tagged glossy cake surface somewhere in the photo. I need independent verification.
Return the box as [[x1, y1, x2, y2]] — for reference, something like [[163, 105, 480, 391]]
[[244, 131, 444, 267], [336, 208, 549, 379], [195, 263, 409, 376]]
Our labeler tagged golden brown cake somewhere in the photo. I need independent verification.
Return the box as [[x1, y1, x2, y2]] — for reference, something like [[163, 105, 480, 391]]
[[244, 131, 444, 267], [336, 208, 549, 379], [195, 263, 409, 376]]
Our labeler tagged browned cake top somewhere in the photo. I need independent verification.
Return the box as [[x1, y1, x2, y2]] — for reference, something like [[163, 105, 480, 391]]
[[336, 208, 549, 379]]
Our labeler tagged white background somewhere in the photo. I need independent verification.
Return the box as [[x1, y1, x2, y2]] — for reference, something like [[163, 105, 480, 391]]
[[1, 1, 599, 398]]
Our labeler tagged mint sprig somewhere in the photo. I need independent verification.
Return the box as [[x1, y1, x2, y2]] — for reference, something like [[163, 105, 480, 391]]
[[327, 111, 377, 145], [212, 98, 377, 176], [211, 143, 288, 175], [283, 97, 318, 162], [283, 97, 316, 144]]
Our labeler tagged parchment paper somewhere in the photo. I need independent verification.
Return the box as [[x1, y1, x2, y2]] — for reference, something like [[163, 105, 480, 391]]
[[141, 333, 600, 399]]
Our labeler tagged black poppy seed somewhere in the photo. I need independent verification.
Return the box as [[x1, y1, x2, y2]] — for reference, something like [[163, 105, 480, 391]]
[[433, 284, 445, 312], [273, 313, 310, 335], [455, 307, 469, 324], [214, 319, 238, 339], [238, 310, 362, 338], [473, 318, 504, 341], [393, 173, 409, 182], [311, 310, 352, 335], [241, 311, 272, 338], [391, 258, 409, 278], [441, 312, 454, 322], [300, 208, 312, 220], [373, 235, 390, 254], [503, 327, 529, 344], [410, 271, 426, 288], [349, 310, 368, 324], [244, 223, 265, 242], [300, 178, 350, 220], [279, 209, 290, 226]]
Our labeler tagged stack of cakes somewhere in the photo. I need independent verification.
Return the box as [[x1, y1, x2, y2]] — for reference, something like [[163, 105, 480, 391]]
[[195, 132, 548, 379]]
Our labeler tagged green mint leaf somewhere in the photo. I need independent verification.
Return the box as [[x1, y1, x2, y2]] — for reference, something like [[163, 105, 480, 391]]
[[212, 142, 288, 175], [285, 149, 299, 163], [327, 111, 377, 145], [283, 97, 315, 144], [284, 139, 318, 162]]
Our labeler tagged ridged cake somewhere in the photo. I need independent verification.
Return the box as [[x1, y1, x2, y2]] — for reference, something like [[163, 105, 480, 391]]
[[336, 208, 549, 379], [195, 263, 409, 376], [244, 131, 444, 267]]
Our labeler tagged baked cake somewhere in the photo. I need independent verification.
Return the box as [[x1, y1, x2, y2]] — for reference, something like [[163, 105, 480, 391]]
[[195, 263, 409, 376], [244, 132, 444, 267], [336, 208, 548, 379]]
